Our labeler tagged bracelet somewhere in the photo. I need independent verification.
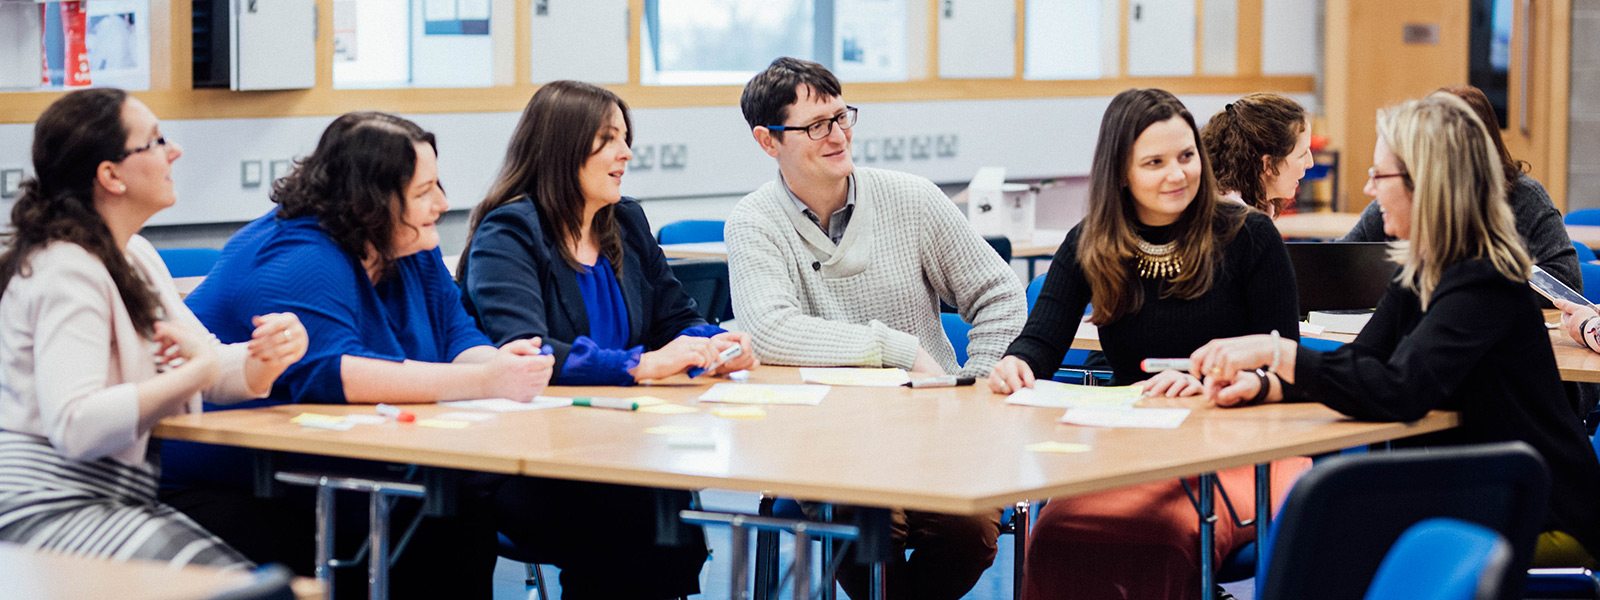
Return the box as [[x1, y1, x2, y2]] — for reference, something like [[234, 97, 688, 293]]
[[1268, 329, 1282, 373], [1584, 317, 1600, 352], [1248, 368, 1272, 405]]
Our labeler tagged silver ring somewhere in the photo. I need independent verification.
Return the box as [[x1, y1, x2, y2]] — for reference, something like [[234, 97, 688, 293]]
[[281, 330, 293, 342]]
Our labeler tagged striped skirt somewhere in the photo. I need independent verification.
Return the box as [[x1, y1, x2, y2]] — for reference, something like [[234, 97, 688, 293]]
[[0, 431, 251, 568]]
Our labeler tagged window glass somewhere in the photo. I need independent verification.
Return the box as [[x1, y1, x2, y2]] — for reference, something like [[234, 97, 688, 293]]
[[332, 0, 495, 90], [0, 0, 150, 91], [643, 0, 908, 85]]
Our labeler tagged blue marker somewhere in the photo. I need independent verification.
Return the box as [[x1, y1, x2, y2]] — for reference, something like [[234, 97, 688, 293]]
[[538, 344, 554, 356], [687, 345, 742, 378]]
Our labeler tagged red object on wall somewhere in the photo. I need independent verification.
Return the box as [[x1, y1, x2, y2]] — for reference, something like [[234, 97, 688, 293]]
[[61, 1, 90, 87]]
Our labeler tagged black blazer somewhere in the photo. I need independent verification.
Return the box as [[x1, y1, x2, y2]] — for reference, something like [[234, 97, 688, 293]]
[[460, 196, 709, 379]]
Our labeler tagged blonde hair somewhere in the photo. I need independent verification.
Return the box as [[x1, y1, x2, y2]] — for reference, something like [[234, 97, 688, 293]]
[[1376, 92, 1530, 309]]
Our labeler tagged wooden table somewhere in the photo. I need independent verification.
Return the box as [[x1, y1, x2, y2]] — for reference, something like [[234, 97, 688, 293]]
[[1274, 212, 1361, 239], [1071, 322, 1358, 353], [155, 367, 1453, 515], [1566, 225, 1600, 249], [0, 543, 321, 600], [662, 229, 1070, 264]]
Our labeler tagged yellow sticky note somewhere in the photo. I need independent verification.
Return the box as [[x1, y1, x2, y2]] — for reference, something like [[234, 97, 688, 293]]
[[630, 396, 669, 407], [644, 425, 702, 435], [640, 404, 699, 415], [1026, 441, 1092, 454], [415, 419, 470, 429], [713, 406, 767, 419], [290, 413, 345, 424]]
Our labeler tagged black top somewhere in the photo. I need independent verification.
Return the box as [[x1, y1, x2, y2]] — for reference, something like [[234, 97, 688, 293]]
[[1342, 174, 1581, 293], [458, 197, 709, 378], [1290, 257, 1600, 552], [1006, 209, 1301, 384]]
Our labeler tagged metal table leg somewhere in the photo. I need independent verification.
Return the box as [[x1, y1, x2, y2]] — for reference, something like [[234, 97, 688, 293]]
[[679, 510, 860, 600], [275, 472, 427, 600], [1198, 473, 1217, 599], [853, 507, 893, 600], [1255, 463, 1271, 569], [315, 485, 335, 600]]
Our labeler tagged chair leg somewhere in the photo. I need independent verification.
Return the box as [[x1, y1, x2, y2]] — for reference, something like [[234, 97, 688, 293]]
[[1012, 500, 1030, 600], [528, 563, 550, 600], [754, 495, 780, 600]]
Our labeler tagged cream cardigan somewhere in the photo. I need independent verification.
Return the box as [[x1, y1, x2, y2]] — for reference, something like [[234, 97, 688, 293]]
[[0, 236, 259, 467]]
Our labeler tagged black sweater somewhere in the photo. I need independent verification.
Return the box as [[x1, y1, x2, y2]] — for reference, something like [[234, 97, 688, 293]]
[[1006, 210, 1301, 385], [1292, 258, 1600, 552]]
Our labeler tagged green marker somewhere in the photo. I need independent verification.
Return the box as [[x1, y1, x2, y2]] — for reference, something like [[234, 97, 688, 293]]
[[571, 397, 639, 411]]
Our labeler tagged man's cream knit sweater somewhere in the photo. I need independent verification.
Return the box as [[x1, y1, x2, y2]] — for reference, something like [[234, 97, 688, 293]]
[[726, 167, 1026, 377]]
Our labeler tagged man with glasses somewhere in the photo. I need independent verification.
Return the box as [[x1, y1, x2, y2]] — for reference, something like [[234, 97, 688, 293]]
[[725, 57, 1024, 600]]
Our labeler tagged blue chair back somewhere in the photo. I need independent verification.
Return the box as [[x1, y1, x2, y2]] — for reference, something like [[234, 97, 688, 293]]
[[657, 220, 725, 244], [941, 312, 972, 365], [1566, 209, 1600, 226], [1363, 518, 1510, 600], [1581, 263, 1600, 304], [666, 258, 732, 325], [157, 247, 222, 278], [1257, 441, 1549, 600], [1575, 241, 1597, 263]]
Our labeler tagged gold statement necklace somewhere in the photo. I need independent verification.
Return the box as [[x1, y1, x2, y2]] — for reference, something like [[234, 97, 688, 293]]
[[1135, 239, 1182, 279]]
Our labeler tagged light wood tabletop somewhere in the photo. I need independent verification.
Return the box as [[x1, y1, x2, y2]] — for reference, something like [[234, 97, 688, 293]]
[[156, 367, 1455, 515], [1071, 322, 1358, 352], [0, 543, 321, 600], [1274, 212, 1361, 239], [1566, 225, 1600, 249], [661, 229, 1070, 261]]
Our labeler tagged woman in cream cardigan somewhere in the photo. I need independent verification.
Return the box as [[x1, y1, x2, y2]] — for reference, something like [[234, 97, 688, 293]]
[[0, 88, 305, 567]]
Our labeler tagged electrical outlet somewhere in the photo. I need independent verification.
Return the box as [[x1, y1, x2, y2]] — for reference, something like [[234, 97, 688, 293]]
[[270, 159, 293, 182], [632, 145, 655, 171], [0, 168, 23, 199], [659, 144, 687, 170], [240, 160, 264, 188]]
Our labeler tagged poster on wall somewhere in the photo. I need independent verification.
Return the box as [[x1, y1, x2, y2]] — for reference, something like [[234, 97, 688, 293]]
[[833, 0, 906, 82], [85, 0, 151, 90], [334, 0, 358, 62]]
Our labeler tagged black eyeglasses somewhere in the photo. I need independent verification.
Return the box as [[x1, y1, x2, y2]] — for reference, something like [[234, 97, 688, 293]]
[[766, 107, 858, 141], [1367, 166, 1408, 181], [116, 136, 170, 162]]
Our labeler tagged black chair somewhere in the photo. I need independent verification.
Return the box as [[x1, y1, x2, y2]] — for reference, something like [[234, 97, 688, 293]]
[[1257, 441, 1550, 600], [668, 258, 732, 325], [207, 564, 296, 600]]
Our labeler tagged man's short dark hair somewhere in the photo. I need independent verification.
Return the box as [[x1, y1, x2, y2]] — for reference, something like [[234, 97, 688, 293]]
[[740, 57, 843, 140]]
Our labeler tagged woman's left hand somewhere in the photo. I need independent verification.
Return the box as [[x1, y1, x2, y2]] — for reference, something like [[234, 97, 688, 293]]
[[710, 331, 759, 374], [1554, 298, 1600, 349], [248, 312, 308, 370], [1141, 369, 1203, 398]]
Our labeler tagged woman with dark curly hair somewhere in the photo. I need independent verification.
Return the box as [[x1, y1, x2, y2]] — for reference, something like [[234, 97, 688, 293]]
[[163, 112, 552, 599], [0, 89, 304, 568], [1198, 92, 1313, 217]]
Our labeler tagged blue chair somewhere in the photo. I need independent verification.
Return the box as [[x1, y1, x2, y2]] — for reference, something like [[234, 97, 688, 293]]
[[1581, 263, 1600, 304], [667, 258, 732, 325], [496, 532, 552, 600], [1566, 209, 1600, 226], [1521, 431, 1600, 597], [656, 220, 725, 244], [1255, 441, 1549, 600], [1024, 274, 1110, 384], [942, 312, 972, 364], [1576, 242, 1598, 263], [1363, 518, 1511, 600], [156, 247, 222, 278]]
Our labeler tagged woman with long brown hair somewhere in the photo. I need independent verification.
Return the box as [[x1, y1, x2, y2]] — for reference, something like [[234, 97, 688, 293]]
[[459, 80, 754, 599], [989, 88, 1306, 599], [0, 88, 304, 567]]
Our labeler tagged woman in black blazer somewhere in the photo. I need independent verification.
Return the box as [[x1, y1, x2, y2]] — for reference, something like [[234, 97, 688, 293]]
[[458, 80, 755, 599]]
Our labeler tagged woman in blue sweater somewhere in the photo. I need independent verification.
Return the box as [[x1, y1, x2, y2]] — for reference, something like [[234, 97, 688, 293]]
[[457, 80, 754, 599], [166, 112, 554, 599]]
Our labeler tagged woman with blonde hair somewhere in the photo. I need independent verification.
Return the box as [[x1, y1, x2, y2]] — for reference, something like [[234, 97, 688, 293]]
[[990, 88, 1306, 599], [1198, 92, 1314, 217], [1193, 92, 1600, 570]]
